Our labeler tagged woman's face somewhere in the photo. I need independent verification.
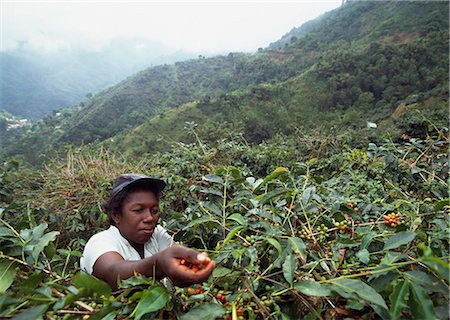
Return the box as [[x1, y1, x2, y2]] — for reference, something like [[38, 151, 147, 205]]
[[112, 189, 160, 246]]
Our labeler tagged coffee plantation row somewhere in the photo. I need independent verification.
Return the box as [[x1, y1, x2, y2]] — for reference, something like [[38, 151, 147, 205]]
[[0, 124, 448, 319]]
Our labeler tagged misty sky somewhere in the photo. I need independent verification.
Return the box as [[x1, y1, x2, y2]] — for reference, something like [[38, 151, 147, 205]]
[[2, 1, 341, 54]]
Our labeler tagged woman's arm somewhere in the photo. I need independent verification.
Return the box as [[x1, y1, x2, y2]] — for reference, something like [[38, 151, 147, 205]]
[[92, 245, 215, 290]]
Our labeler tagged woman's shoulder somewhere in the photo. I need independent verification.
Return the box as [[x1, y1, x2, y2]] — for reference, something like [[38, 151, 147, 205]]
[[148, 225, 173, 250], [86, 226, 120, 243]]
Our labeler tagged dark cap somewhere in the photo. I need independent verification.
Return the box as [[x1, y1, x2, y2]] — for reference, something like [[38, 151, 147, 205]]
[[110, 174, 166, 200]]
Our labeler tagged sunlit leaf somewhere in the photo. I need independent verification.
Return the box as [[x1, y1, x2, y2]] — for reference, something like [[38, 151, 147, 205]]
[[289, 237, 307, 263], [183, 216, 219, 230], [356, 249, 370, 264], [255, 189, 288, 205], [201, 201, 222, 216], [11, 304, 47, 320], [301, 186, 315, 206], [72, 272, 111, 297], [383, 231, 416, 251], [31, 230, 60, 263], [180, 303, 226, 320], [294, 280, 331, 296], [227, 213, 245, 226], [330, 279, 388, 311], [0, 261, 16, 293], [264, 238, 282, 257], [320, 261, 331, 275], [282, 254, 297, 286], [212, 267, 232, 278], [130, 285, 169, 320], [202, 175, 224, 185], [200, 188, 223, 197], [253, 167, 288, 194], [223, 226, 244, 246]]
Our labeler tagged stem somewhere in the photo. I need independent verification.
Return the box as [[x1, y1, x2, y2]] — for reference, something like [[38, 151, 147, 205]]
[[0, 218, 25, 244], [320, 260, 418, 282], [222, 172, 228, 239], [61, 251, 71, 278], [0, 253, 60, 279]]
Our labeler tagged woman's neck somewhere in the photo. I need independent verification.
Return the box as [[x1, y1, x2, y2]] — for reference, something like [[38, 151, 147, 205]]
[[130, 242, 145, 259]]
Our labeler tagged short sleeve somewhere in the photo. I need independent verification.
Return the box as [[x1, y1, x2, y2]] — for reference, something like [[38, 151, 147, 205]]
[[80, 230, 124, 274], [153, 225, 174, 251], [146, 225, 173, 256]]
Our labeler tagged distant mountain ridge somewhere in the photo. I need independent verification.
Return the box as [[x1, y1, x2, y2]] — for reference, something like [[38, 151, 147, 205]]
[[0, 38, 196, 119], [1, 0, 448, 164]]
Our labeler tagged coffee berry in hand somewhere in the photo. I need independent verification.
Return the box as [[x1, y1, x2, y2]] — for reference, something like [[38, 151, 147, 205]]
[[179, 253, 212, 272]]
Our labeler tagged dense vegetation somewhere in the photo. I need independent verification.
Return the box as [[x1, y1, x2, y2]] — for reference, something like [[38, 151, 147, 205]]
[[1, 112, 448, 318], [0, 1, 448, 319]]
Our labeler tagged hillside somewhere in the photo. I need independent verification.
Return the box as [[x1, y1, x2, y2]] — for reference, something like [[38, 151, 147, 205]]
[[102, 0, 449, 156], [1, 0, 448, 164]]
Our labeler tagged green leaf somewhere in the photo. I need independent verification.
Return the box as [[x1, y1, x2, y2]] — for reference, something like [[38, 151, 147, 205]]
[[202, 175, 224, 185], [301, 186, 315, 206], [389, 280, 409, 320], [227, 213, 245, 226], [0, 261, 16, 293], [11, 304, 47, 320], [282, 254, 297, 286], [20, 272, 45, 292], [201, 201, 222, 216], [383, 231, 416, 251], [32, 231, 60, 262], [330, 279, 388, 311], [252, 167, 288, 194], [288, 237, 307, 263], [200, 188, 223, 197], [180, 303, 226, 320], [31, 223, 47, 240], [72, 272, 111, 297], [409, 281, 436, 320], [0, 226, 15, 238], [422, 256, 449, 282], [434, 198, 449, 211], [183, 216, 219, 230], [320, 261, 331, 275], [130, 285, 169, 320], [223, 226, 244, 246], [255, 188, 288, 205], [264, 238, 282, 257], [294, 280, 331, 297], [404, 270, 448, 296], [356, 249, 370, 264], [212, 267, 232, 278], [119, 274, 154, 288]]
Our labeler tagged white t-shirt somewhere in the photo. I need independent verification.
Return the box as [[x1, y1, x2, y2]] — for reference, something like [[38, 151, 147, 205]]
[[80, 225, 173, 274]]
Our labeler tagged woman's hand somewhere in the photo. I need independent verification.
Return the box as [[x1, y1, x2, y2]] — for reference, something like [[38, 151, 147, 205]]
[[155, 245, 215, 287]]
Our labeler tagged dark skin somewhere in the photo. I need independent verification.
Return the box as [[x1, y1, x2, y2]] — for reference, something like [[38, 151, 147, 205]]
[[93, 189, 215, 290]]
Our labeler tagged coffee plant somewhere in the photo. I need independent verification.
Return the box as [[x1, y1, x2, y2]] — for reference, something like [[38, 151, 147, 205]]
[[0, 125, 448, 319]]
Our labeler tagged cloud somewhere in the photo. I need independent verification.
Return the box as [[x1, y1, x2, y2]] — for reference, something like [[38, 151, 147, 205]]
[[1, 1, 341, 53]]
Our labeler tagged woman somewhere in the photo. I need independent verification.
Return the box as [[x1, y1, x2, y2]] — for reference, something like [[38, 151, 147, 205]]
[[80, 173, 215, 290]]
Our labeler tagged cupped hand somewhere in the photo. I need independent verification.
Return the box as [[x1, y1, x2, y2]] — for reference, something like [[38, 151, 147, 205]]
[[155, 245, 215, 287]]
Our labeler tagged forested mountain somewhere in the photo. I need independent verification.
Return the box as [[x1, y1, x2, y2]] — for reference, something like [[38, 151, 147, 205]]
[[1, 0, 448, 164], [0, 38, 195, 119]]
